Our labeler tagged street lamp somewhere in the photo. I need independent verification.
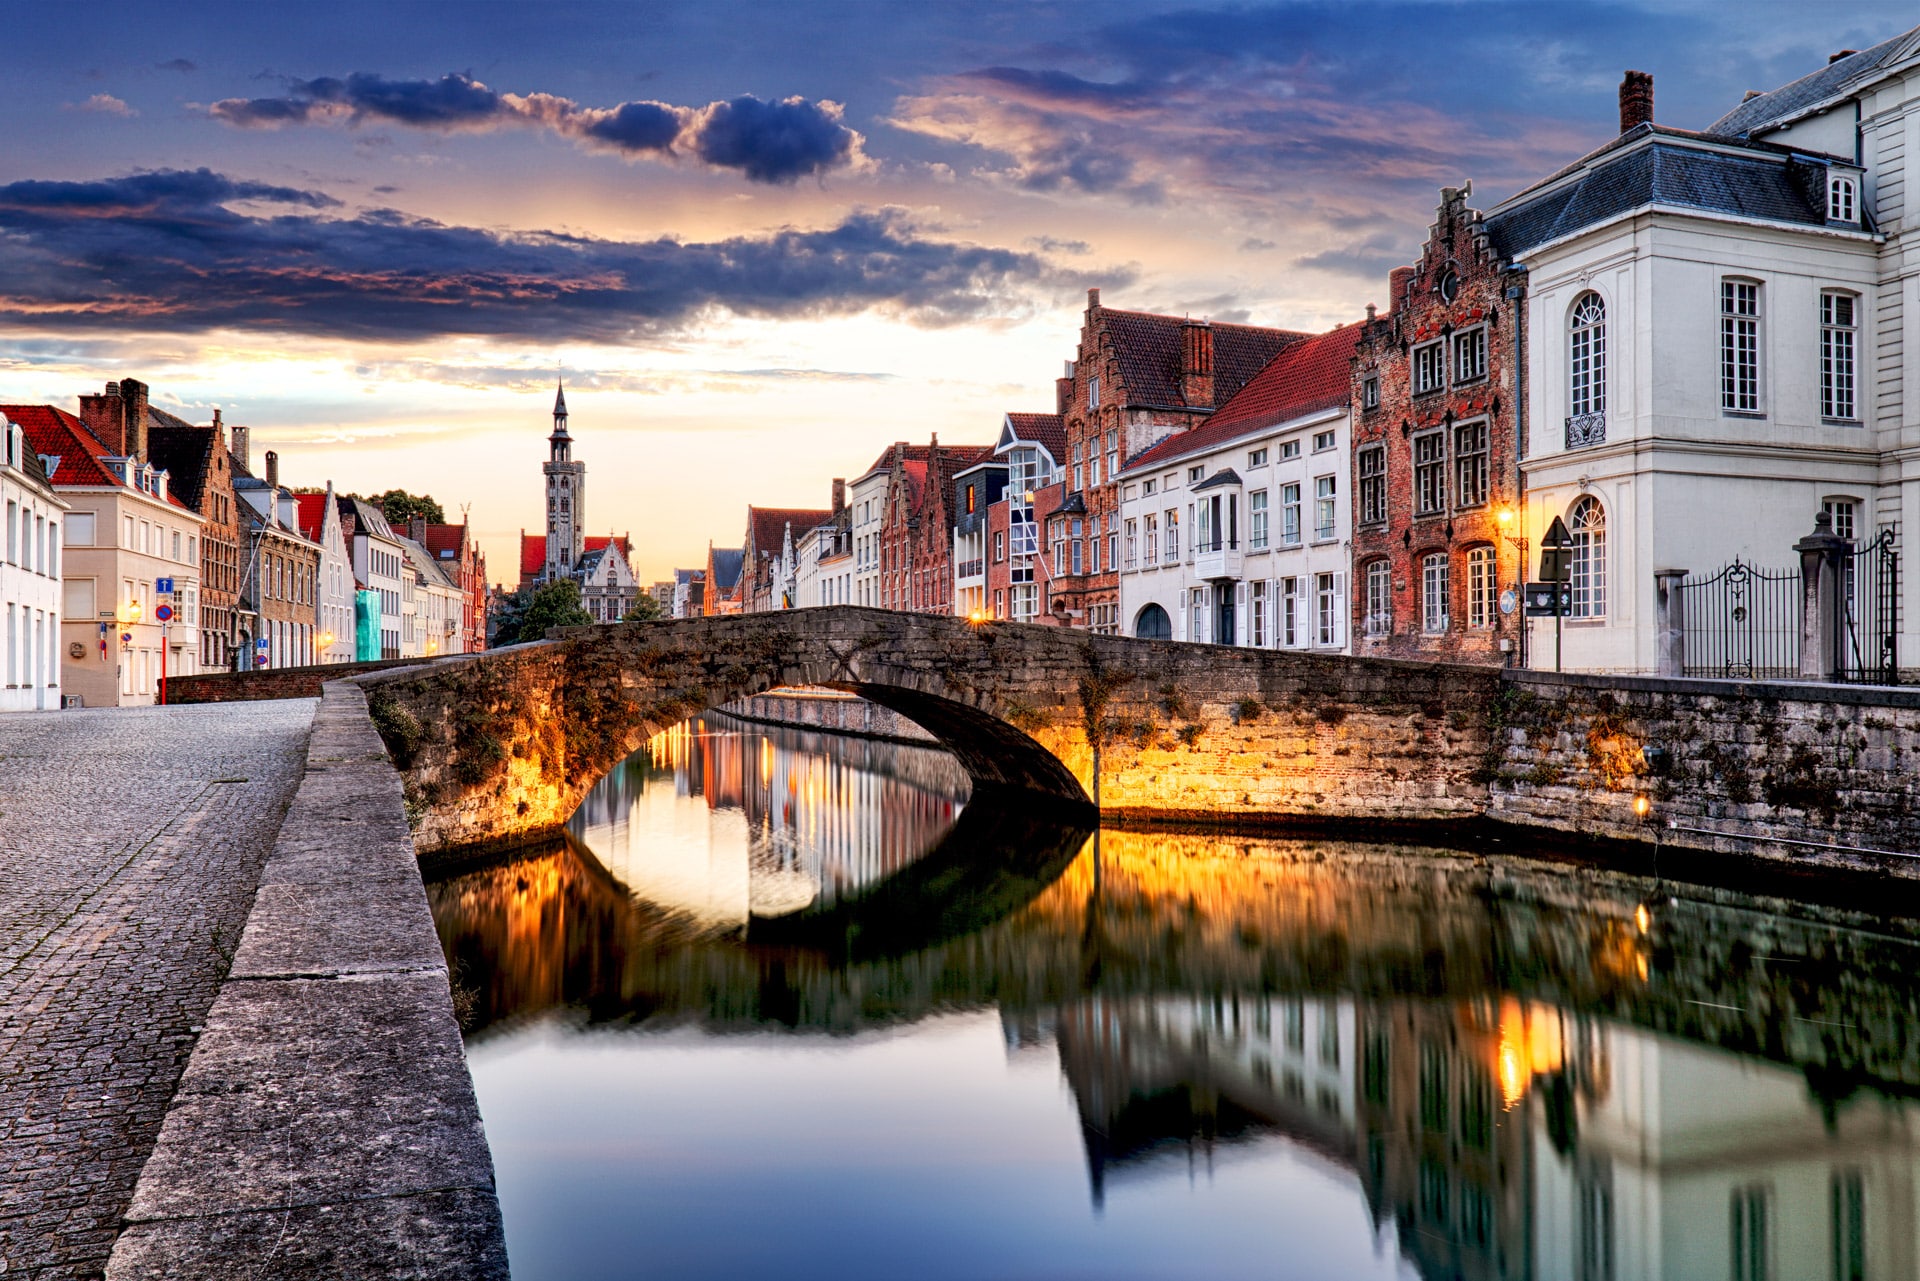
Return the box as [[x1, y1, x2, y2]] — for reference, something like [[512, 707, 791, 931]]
[[1496, 506, 1528, 669]]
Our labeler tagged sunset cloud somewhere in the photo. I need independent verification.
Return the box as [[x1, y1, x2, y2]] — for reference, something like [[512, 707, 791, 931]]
[[0, 169, 1089, 341], [208, 72, 866, 184]]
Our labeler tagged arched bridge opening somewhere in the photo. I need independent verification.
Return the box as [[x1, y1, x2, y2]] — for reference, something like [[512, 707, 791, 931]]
[[354, 606, 1499, 858]]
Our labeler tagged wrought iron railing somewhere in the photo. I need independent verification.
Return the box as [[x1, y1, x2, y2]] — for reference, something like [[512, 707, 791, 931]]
[[1565, 412, 1607, 448], [1837, 529, 1899, 685], [1678, 559, 1800, 680]]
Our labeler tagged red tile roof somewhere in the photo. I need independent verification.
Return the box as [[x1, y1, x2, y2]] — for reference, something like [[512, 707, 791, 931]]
[[1003, 412, 1066, 463], [584, 534, 631, 558], [293, 491, 331, 542], [1099, 309, 1307, 410], [856, 442, 936, 481], [520, 533, 545, 579], [423, 523, 466, 560], [748, 506, 832, 559], [1128, 323, 1363, 470], [3, 403, 191, 508]]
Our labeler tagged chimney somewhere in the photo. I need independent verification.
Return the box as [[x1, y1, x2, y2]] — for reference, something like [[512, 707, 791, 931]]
[[78, 382, 127, 455], [1087, 286, 1100, 311], [231, 424, 250, 473], [117, 378, 149, 461], [1057, 375, 1074, 416], [264, 449, 279, 492], [410, 515, 427, 543], [1180, 318, 1215, 409], [831, 477, 846, 513], [1830, 49, 1858, 65], [1619, 70, 1653, 133], [1388, 266, 1416, 314]]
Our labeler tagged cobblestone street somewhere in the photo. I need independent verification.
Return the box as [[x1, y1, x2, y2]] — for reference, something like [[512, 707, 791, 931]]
[[0, 701, 314, 1279]]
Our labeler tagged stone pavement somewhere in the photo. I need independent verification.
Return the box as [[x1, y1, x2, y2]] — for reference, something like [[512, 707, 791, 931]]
[[0, 701, 315, 1279]]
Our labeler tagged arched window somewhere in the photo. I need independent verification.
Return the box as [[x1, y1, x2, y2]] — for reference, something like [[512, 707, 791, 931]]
[[1569, 496, 1606, 618], [1134, 603, 1172, 640], [1568, 293, 1607, 446]]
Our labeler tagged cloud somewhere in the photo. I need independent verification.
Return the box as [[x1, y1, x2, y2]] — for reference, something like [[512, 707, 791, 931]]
[[156, 58, 197, 74], [1294, 231, 1415, 277], [70, 93, 137, 117], [1027, 236, 1090, 255], [1239, 237, 1276, 253], [208, 72, 865, 184], [0, 168, 1097, 342]]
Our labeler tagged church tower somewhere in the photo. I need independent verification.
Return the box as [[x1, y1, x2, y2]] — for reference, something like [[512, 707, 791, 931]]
[[543, 380, 586, 579]]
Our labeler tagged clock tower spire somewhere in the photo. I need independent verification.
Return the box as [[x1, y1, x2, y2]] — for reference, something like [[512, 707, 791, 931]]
[[543, 379, 586, 579]]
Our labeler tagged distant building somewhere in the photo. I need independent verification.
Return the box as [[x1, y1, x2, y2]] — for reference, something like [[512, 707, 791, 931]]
[[234, 450, 323, 668], [742, 504, 830, 612], [294, 484, 357, 663], [951, 456, 1008, 620], [671, 567, 706, 618], [145, 395, 244, 671], [417, 518, 488, 653], [336, 495, 409, 658], [399, 535, 465, 656], [702, 547, 742, 615], [0, 412, 66, 711], [575, 537, 639, 622]]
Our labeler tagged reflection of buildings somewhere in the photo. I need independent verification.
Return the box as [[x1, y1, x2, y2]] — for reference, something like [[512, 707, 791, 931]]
[[569, 714, 970, 922]]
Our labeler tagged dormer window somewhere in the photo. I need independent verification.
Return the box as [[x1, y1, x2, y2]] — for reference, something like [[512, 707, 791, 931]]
[[1828, 173, 1857, 224]]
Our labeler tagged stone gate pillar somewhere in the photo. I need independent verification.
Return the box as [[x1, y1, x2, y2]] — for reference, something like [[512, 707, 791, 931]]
[[1795, 512, 1849, 682], [1653, 569, 1689, 678]]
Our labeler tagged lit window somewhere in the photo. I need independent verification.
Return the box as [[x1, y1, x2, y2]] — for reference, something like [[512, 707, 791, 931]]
[[1721, 279, 1762, 413], [1467, 546, 1495, 628], [1822, 291, 1858, 421]]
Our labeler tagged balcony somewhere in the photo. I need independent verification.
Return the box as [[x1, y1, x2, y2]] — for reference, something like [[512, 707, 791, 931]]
[[955, 558, 984, 582], [1194, 540, 1242, 582], [1565, 412, 1606, 449]]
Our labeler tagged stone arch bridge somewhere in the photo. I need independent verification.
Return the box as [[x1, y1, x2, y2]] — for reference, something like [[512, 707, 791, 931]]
[[358, 607, 1501, 857]]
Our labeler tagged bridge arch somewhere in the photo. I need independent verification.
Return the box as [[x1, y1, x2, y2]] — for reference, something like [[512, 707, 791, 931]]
[[355, 606, 1499, 857]]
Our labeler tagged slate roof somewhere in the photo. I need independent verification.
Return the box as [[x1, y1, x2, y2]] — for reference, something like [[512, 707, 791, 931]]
[[1126, 324, 1363, 471], [1098, 310, 1305, 410], [399, 537, 455, 589], [708, 548, 744, 591], [1002, 412, 1067, 463], [144, 408, 217, 512], [338, 495, 398, 541], [1706, 26, 1919, 138], [1485, 126, 1851, 259]]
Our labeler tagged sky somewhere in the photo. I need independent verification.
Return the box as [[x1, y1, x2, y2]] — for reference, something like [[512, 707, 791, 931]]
[[1, 1, 1913, 582]]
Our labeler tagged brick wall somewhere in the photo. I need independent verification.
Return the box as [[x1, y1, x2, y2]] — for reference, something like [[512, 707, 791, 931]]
[[165, 657, 432, 703]]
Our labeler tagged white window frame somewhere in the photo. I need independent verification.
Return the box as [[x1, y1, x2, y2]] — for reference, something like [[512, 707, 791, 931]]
[[1413, 342, 1445, 395], [1421, 552, 1449, 633], [1570, 496, 1607, 619], [1720, 278, 1763, 414], [1821, 290, 1858, 422], [1828, 173, 1857, 224]]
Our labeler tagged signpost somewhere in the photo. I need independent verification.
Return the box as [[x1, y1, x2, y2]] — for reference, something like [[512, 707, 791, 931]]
[[1535, 516, 1576, 673], [155, 580, 175, 704]]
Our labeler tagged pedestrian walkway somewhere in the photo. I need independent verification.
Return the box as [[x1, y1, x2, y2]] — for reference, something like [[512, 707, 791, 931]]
[[0, 701, 314, 1278]]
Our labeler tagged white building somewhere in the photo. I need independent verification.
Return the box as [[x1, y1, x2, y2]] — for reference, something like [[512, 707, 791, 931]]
[[850, 453, 891, 608], [1485, 38, 1920, 675], [295, 484, 357, 663], [1117, 327, 1358, 649], [401, 537, 465, 654], [0, 415, 66, 711], [574, 537, 638, 624], [338, 496, 409, 659], [991, 412, 1065, 624]]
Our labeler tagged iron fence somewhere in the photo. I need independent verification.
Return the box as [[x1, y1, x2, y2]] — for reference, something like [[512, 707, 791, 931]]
[[1678, 559, 1801, 680], [1837, 528, 1899, 685]]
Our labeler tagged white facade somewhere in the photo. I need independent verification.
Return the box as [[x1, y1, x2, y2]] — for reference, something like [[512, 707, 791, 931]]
[[0, 417, 65, 711], [347, 512, 409, 659], [1118, 407, 1352, 651], [850, 468, 888, 607], [305, 484, 356, 663], [401, 538, 465, 654]]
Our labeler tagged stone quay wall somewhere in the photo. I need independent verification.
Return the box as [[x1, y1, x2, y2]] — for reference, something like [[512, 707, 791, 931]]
[[164, 656, 437, 703], [717, 687, 939, 743], [1487, 671, 1920, 874], [107, 682, 507, 1278]]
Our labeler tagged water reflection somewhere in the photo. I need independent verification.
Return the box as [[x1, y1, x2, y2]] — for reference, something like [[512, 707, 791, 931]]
[[431, 718, 1920, 1281]]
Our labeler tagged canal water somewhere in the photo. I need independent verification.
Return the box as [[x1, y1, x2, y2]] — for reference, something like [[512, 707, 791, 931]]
[[428, 711, 1920, 1281]]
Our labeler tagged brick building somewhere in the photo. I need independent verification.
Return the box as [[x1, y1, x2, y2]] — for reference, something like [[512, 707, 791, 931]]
[[419, 519, 488, 651], [235, 450, 323, 668], [702, 546, 741, 615], [1349, 186, 1526, 664], [874, 438, 988, 615], [1048, 289, 1303, 632], [742, 505, 829, 612], [986, 411, 1066, 622], [136, 388, 244, 671]]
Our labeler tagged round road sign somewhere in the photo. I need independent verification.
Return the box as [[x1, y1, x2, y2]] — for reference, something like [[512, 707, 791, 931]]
[[153, 603, 174, 623]]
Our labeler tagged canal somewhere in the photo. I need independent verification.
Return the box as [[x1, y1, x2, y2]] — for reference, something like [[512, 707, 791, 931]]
[[428, 710, 1920, 1281]]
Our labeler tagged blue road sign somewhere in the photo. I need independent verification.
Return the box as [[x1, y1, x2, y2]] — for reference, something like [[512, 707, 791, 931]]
[[155, 576, 174, 595], [153, 603, 174, 623], [256, 637, 271, 651]]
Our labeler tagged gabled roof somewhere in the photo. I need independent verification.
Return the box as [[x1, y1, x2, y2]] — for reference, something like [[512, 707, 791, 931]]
[[747, 506, 831, 559], [144, 408, 219, 512], [293, 492, 333, 543], [519, 534, 545, 579], [708, 548, 744, 590], [399, 537, 455, 589], [1000, 412, 1067, 463], [856, 442, 937, 482], [1707, 25, 1920, 138], [585, 534, 631, 558], [3, 403, 190, 507], [339, 494, 398, 541], [423, 522, 467, 561], [1098, 310, 1305, 410], [1125, 324, 1363, 472], [1485, 127, 1851, 257]]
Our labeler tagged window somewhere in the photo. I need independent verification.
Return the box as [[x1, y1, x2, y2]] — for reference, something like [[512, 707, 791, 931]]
[[1123, 519, 1137, 568], [1454, 421, 1488, 508], [1248, 447, 1267, 468], [1188, 465, 1205, 483], [1721, 279, 1762, 413], [1365, 560, 1392, 636], [1362, 376, 1379, 410], [1454, 327, 1487, 383], [1106, 428, 1119, 481], [1414, 432, 1447, 515], [1313, 429, 1336, 452], [1314, 475, 1337, 541], [1281, 483, 1301, 546], [1467, 546, 1495, 628], [1250, 580, 1269, 647], [64, 577, 95, 620], [1414, 342, 1446, 394], [1438, 268, 1459, 302], [1570, 496, 1606, 618], [1282, 577, 1299, 646], [1188, 587, 1207, 642], [1249, 491, 1269, 549], [1422, 553, 1450, 632], [1073, 441, 1084, 493], [1143, 513, 1158, 565], [1316, 573, 1339, 646], [1164, 510, 1179, 560], [964, 484, 976, 515], [1731, 1185, 1770, 1281], [1279, 439, 1301, 460], [65, 512, 94, 547], [1832, 1171, 1865, 1281], [1142, 478, 1156, 497], [1087, 375, 1100, 409], [1569, 291, 1607, 428], [1829, 173, 1857, 224], [1822, 291, 1858, 421], [1358, 446, 1386, 525], [993, 530, 1005, 562]]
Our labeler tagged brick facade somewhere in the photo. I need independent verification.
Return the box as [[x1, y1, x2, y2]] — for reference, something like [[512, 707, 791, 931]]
[[1350, 187, 1527, 665], [876, 438, 987, 615], [136, 389, 244, 671]]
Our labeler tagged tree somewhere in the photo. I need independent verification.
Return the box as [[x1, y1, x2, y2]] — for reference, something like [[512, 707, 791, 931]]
[[377, 489, 445, 526], [491, 579, 592, 644], [623, 594, 665, 622]]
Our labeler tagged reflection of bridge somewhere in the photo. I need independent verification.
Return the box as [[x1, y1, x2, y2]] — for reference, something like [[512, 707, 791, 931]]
[[362, 607, 1499, 855], [428, 832, 1920, 1280]]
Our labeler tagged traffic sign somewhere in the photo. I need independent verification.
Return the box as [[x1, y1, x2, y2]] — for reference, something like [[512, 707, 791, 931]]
[[153, 603, 174, 623], [1524, 582, 1571, 617], [155, 577, 174, 595], [256, 637, 270, 651]]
